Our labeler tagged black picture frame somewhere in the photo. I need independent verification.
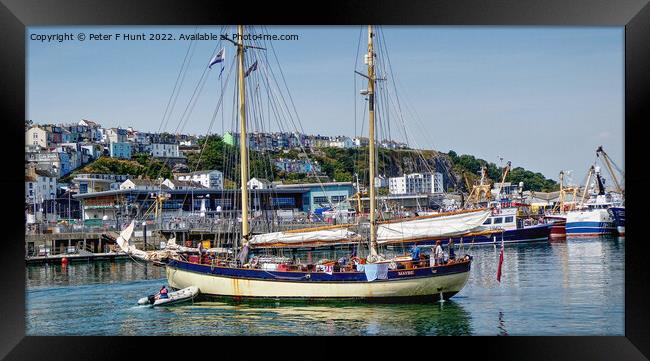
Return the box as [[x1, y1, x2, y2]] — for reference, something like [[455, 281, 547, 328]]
[[1, 0, 648, 359]]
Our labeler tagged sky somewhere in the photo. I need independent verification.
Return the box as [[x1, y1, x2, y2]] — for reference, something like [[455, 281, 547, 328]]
[[27, 26, 624, 183]]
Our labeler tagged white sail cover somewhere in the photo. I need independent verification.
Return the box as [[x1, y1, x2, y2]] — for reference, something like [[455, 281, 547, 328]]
[[248, 228, 359, 246], [116, 221, 135, 251], [376, 210, 491, 243]]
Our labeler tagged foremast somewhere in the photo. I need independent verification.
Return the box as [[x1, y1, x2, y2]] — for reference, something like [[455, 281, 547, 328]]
[[238, 25, 250, 244], [367, 25, 378, 258]]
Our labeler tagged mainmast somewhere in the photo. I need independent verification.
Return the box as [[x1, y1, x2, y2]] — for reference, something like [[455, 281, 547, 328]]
[[238, 25, 250, 243], [367, 25, 378, 257]]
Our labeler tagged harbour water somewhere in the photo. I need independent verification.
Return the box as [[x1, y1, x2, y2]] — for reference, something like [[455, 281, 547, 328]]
[[26, 236, 624, 335]]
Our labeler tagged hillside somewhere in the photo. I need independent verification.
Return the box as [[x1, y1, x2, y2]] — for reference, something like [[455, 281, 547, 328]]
[[68, 136, 558, 193]]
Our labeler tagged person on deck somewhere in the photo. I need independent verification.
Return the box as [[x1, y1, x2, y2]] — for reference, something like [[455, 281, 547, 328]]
[[434, 240, 444, 266], [159, 285, 169, 299], [448, 238, 456, 261], [410, 245, 421, 261]]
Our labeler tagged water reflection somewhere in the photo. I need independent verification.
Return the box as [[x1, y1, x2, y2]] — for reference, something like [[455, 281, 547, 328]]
[[158, 299, 473, 335], [26, 237, 624, 336]]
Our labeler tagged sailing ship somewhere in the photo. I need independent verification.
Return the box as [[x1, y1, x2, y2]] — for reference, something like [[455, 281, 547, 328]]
[[163, 25, 477, 301]]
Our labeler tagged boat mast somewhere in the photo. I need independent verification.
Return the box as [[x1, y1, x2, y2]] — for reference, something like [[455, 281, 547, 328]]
[[579, 165, 594, 208], [367, 25, 378, 257], [596, 146, 623, 196], [238, 25, 250, 244]]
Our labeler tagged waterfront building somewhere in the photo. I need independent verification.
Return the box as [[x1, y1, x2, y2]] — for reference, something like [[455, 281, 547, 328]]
[[72, 173, 130, 194], [389, 172, 444, 195], [276, 181, 355, 212], [176, 170, 223, 190], [74, 187, 310, 224], [109, 142, 132, 159]]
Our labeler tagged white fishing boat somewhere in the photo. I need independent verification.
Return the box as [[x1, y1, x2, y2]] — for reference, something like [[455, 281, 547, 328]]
[[165, 25, 475, 302], [566, 166, 616, 236]]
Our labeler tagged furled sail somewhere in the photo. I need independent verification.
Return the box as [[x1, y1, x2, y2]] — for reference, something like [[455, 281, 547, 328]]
[[376, 209, 491, 243], [248, 228, 360, 247]]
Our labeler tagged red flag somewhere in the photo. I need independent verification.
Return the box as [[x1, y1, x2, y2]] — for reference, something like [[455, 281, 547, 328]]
[[496, 239, 504, 282]]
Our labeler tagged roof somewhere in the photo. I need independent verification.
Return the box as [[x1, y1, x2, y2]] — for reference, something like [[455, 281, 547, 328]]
[[177, 170, 222, 176], [249, 178, 271, 185], [73, 187, 309, 199], [276, 181, 353, 188], [35, 169, 57, 178], [124, 179, 169, 188], [167, 179, 206, 188]]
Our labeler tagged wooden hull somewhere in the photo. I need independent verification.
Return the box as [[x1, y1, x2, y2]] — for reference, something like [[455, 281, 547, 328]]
[[165, 260, 471, 301]]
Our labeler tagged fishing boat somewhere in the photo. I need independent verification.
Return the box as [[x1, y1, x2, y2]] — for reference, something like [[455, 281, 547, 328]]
[[565, 166, 616, 236], [378, 162, 551, 248], [542, 170, 578, 240], [608, 206, 625, 236], [165, 25, 475, 302], [380, 205, 550, 248], [565, 147, 624, 237]]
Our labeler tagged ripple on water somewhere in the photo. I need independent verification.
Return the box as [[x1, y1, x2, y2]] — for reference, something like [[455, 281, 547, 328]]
[[26, 237, 624, 335]]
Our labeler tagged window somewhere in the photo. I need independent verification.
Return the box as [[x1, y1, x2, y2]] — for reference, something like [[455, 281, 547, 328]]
[[272, 197, 295, 207], [313, 196, 329, 204], [505, 216, 514, 223], [483, 218, 492, 225], [493, 217, 503, 224]]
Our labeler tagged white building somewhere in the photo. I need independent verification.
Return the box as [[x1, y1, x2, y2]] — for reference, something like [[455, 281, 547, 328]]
[[150, 143, 180, 158], [73, 173, 129, 194], [162, 179, 205, 190], [120, 179, 168, 191], [248, 178, 272, 190], [329, 136, 354, 149], [176, 170, 223, 190], [389, 172, 444, 195], [374, 175, 389, 188], [25, 126, 48, 148], [105, 128, 127, 143]]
